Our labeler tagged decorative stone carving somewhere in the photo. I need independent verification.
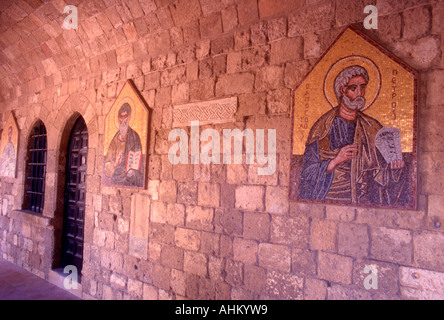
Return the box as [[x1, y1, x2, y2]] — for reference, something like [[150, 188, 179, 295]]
[[172, 97, 237, 127]]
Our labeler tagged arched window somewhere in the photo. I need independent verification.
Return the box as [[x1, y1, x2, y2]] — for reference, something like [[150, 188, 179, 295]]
[[23, 120, 47, 214]]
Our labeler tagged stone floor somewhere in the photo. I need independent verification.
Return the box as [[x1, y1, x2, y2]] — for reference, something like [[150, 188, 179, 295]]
[[0, 258, 80, 300]]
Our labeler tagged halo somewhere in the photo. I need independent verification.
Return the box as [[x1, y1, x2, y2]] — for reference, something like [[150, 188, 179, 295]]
[[324, 55, 382, 111], [114, 97, 136, 129]]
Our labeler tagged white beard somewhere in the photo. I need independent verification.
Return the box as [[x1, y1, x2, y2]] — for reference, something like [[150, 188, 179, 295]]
[[342, 95, 366, 110], [119, 122, 129, 138]]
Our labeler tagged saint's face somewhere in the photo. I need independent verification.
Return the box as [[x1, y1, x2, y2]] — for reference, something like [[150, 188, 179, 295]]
[[340, 75, 368, 111], [118, 111, 130, 139], [343, 75, 367, 100]]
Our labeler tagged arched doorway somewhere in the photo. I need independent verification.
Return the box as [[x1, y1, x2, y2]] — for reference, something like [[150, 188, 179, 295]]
[[61, 117, 88, 275]]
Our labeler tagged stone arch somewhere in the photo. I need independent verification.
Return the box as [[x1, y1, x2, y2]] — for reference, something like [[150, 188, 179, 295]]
[[19, 118, 48, 214], [50, 93, 98, 270]]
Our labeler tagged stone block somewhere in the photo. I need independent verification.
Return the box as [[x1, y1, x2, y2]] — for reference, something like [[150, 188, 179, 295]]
[[371, 227, 412, 265], [171, 269, 186, 296], [200, 231, 219, 256], [327, 284, 372, 300], [160, 245, 184, 270], [159, 180, 177, 203], [288, 2, 335, 36], [413, 231, 444, 272], [400, 266, 444, 299], [326, 205, 356, 222], [310, 219, 338, 252], [426, 70, 444, 107], [185, 205, 214, 231], [265, 271, 304, 300], [150, 201, 167, 224], [237, 0, 258, 26], [250, 20, 267, 45], [284, 59, 311, 89], [402, 6, 431, 41], [291, 248, 316, 276], [166, 203, 185, 226], [233, 237, 258, 265], [270, 37, 303, 65], [184, 250, 208, 277], [258, 243, 291, 273], [225, 259, 243, 286], [355, 208, 425, 230], [152, 264, 171, 291], [428, 195, 444, 228], [215, 209, 243, 236], [170, 227, 198, 255], [189, 79, 215, 101], [208, 255, 225, 282], [265, 186, 289, 215], [338, 223, 369, 258], [220, 184, 236, 209], [198, 182, 220, 207], [318, 252, 353, 285], [267, 88, 291, 114], [237, 92, 266, 118], [116, 43, 133, 65], [169, 0, 202, 27], [270, 215, 309, 248], [255, 65, 284, 92], [221, 5, 238, 32], [304, 278, 328, 300], [150, 219, 174, 244], [244, 265, 266, 294], [353, 259, 399, 295], [215, 72, 255, 97], [129, 194, 150, 259], [200, 12, 223, 38], [235, 185, 264, 212], [258, 0, 303, 18], [243, 212, 270, 241], [177, 182, 198, 205]]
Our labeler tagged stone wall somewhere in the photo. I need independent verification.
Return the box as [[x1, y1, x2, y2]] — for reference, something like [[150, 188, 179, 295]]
[[0, 0, 443, 300]]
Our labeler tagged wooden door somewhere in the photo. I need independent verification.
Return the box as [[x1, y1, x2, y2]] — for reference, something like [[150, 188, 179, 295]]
[[61, 117, 88, 274]]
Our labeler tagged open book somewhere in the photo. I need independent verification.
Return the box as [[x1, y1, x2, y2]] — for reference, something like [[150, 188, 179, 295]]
[[375, 127, 402, 163], [125, 150, 142, 172]]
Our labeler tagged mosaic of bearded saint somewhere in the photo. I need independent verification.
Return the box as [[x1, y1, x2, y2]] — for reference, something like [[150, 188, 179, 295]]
[[104, 103, 144, 187], [0, 126, 15, 177], [298, 65, 409, 206]]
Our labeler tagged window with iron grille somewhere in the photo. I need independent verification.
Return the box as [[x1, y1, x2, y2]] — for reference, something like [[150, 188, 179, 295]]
[[23, 120, 47, 214]]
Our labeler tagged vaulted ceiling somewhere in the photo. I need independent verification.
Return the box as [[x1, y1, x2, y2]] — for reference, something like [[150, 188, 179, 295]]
[[0, 0, 234, 103]]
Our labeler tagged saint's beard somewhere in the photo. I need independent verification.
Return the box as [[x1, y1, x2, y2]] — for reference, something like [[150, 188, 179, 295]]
[[342, 95, 366, 111], [119, 121, 129, 138]]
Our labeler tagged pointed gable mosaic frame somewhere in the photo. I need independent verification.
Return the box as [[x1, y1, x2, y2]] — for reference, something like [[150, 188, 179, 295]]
[[289, 26, 418, 210]]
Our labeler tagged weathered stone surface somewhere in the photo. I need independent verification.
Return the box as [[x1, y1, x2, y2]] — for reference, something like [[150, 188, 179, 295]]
[[413, 231, 444, 272], [175, 227, 201, 251], [310, 219, 337, 252], [233, 237, 258, 265], [235, 185, 264, 212], [400, 267, 444, 300], [353, 259, 399, 295], [265, 271, 304, 300], [371, 227, 413, 265], [184, 251, 208, 277], [270, 215, 309, 248], [265, 186, 289, 215], [258, 243, 291, 273], [338, 223, 369, 258], [318, 252, 353, 285]]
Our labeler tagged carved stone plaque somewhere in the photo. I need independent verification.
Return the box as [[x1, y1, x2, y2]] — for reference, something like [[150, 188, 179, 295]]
[[172, 97, 237, 127]]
